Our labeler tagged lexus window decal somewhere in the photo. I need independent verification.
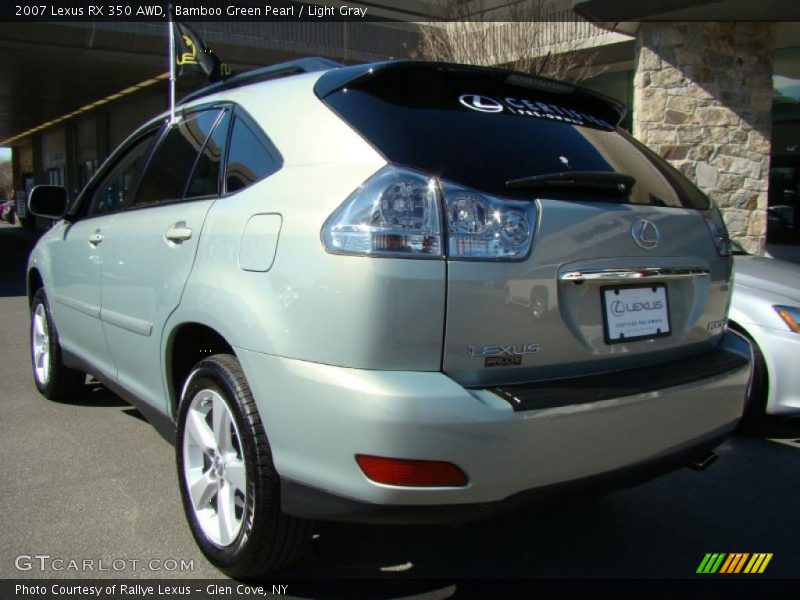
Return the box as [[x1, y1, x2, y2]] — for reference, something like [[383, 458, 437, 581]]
[[458, 93, 614, 129]]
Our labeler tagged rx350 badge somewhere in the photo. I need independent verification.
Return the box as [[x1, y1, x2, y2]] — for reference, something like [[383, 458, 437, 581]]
[[468, 342, 540, 367]]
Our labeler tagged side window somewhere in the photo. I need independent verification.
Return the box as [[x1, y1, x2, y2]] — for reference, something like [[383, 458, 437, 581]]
[[185, 111, 230, 199], [134, 109, 222, 208], [89, 131, 156, 216], [225, 116, 281, 194]]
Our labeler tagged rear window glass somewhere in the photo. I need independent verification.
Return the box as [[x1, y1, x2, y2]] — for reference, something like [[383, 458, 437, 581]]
[[320, 65, 708, 209]]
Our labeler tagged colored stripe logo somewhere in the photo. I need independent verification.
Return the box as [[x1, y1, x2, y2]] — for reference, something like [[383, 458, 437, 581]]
[[697, 553, 773, 574]]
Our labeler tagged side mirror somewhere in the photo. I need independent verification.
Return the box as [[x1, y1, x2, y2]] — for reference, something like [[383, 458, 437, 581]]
[[28, 185, 68, 220]]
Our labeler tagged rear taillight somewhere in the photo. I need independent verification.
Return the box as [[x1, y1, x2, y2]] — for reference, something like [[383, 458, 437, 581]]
[[442, 181, 535, 260], [322, 166, 536, 261], [704, 202, 732, 257], [321, 167, 441, 258]]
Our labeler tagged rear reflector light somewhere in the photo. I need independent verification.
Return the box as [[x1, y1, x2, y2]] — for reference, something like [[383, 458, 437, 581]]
[[355, 454, 468, 487]]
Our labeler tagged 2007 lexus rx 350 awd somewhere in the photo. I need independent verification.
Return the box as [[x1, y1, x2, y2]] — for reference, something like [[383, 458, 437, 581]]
[[26, 58, 751, 577]]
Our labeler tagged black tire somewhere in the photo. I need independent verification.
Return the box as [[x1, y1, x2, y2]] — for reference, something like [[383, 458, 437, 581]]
[[176, 354, 311, 578], [30, 288, 85, 401], [732, 325, 768, 423]]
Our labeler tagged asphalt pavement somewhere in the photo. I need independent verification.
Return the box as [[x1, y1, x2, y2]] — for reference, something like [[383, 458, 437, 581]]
[[1, 221, 799, 590]]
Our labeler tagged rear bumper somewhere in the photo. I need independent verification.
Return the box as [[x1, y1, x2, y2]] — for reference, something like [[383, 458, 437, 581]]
[[281, 423, 732, 523], [235, 331, 750, 523]]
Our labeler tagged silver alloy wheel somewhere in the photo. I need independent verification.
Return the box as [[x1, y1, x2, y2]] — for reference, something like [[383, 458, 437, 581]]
[[182, 388, 247, 547], [32, 303, 50, 385]]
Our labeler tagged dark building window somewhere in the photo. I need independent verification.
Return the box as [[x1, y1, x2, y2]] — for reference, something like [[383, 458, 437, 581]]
[[770, 46, 800, 245]]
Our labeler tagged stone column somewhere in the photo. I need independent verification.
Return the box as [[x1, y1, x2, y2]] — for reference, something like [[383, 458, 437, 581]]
[[633, 22, 775, 255]]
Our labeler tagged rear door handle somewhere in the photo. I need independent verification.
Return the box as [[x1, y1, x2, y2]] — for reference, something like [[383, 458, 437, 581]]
[[88, 232, 104, 246], [165, 224, 193, 243]]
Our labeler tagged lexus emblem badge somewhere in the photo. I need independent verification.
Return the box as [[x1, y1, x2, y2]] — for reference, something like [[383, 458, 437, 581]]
[[458, 94, 504, 113], [631, 219, 660, 250]]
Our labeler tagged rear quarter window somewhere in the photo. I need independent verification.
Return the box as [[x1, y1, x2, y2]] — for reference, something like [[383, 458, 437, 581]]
[[225, 115, 282, 194]]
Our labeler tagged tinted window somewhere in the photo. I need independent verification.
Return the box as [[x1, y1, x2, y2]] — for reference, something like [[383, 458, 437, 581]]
[[135, 109, 222, 207], [186, 111, 230, 198], [320, 65, 709, 209], [225, 116, 280, 194], [90, 131, 156, 216]]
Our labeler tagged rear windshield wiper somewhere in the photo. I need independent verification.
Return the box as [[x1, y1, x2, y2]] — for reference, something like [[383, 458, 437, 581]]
[[506, 171, 636, 195]]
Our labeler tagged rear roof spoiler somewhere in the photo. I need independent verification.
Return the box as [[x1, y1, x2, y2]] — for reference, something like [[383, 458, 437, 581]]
[[313, 60, 627, 126]]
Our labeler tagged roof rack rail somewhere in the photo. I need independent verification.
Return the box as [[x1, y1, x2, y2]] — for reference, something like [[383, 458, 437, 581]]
[[180, 57, 344, 105]]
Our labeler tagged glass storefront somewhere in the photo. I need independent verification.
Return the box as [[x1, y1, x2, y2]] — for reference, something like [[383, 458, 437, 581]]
[[770, 46, 800, 245]]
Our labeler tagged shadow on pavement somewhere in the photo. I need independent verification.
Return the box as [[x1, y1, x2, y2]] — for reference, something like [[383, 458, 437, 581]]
[[0, 223, 41, 298], [122, 406, 148, 422], [51, 380, 129, 408], [261, 433, 800, 583], [739, 414, 800, 440]]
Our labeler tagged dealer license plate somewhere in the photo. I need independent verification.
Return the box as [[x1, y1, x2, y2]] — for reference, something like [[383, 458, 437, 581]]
[[602, 284, 671, 344]]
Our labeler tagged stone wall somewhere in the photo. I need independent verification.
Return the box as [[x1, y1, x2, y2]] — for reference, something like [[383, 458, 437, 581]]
[[633, 22, 775, 254]]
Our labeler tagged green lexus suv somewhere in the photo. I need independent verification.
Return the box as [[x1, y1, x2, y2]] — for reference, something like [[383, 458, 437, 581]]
[[27, 58, 751, 577]]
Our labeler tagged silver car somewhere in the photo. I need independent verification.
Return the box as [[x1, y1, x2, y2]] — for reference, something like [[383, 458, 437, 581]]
[[26, 58, 751, 577], [730, 241, 800, 417]]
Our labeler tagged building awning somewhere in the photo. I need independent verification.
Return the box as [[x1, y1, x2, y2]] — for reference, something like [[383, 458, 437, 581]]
[[575, 0, 800, 22], [0, 18, 421, 145]]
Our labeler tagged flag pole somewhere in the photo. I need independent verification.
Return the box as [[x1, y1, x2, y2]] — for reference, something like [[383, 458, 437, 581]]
[[167, 3, 176, 125]]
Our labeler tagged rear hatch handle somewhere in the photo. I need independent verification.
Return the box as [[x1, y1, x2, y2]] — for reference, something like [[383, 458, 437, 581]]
[[560, 267, 710, 284]]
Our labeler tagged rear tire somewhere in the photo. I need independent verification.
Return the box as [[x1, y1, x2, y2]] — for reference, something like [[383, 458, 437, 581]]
[[176, 354, 311, 577], [30, 288, 85, 401]]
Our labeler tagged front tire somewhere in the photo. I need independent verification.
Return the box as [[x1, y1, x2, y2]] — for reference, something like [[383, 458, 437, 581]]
[[30, 288, 85, 401], [731, 324, 768, 424], [176, 354, 311, 577], [743, 337, 769, 422]]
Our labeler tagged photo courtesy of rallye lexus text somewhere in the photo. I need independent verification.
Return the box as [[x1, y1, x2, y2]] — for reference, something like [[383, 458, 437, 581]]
[[14, 584, 195, 597], [25, 57, 752, 577]]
